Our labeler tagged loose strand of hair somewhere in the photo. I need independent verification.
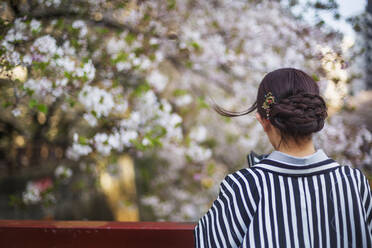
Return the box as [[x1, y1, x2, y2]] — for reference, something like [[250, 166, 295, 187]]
[[209, 96, 257, 117]]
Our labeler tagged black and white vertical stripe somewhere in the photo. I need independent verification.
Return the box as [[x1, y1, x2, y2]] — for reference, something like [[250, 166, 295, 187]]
[[194, 158, 372, 248]]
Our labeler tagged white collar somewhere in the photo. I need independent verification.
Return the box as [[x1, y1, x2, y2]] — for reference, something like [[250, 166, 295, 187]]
[[252, 149, 340, 176], [266, 149, 329, 166]]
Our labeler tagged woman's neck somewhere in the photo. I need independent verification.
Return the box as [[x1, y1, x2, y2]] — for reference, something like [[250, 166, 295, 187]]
[[276, 139, 316, 157]]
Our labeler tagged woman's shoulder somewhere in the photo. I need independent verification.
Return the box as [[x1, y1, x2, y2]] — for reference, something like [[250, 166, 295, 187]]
[[329, 162, 368, 179], [340, 165, 371, 185], [221, 167, 263, 192]]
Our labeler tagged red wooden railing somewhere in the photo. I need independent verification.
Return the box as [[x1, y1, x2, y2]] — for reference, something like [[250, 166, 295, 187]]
[[0, 220, 195, 248]]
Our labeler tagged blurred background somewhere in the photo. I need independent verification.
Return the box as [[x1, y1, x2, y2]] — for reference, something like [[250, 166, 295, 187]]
[[0, 0, 371, 222]]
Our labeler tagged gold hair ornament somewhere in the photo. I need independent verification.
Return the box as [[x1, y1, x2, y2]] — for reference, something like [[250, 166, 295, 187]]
[[262, 92, 276, 119]]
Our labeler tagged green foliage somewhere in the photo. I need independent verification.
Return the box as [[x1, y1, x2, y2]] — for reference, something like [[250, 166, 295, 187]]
[[133, 82, 151, 96], [172, 89, 188, 96], [72, 180, 86, 191], [111, 52, 128, 64], [33, 62, 49, 71], [190, 41, 201, 51], [2, 101, 12, 108], [67, 97, 76, 107], [201, 138, 217, 149], [206, 163, 215, 176], [197, 97, 209, 109], [55, 19, 65, 29], [167, 0, 176, 10], [96, 27, 109, 34], [125, 33, 136, 45], [184, 60, 193, 68], [37, 104, 48, 114], [8, 194, 24, 208], [28, 99, 38, 108], [28, 99, 48, 114], [78, 136, 89, 145], [312, 74, 320, 82]]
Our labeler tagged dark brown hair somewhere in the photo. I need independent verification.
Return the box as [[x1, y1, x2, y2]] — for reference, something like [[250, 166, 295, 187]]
[[213, 68, 328, 144]]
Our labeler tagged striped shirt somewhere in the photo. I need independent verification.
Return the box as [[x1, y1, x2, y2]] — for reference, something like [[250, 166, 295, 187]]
[[194, 149, 372, 248]]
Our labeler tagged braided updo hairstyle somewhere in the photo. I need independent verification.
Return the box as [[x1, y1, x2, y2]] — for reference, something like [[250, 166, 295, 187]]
[[213, 68, 328, 144]]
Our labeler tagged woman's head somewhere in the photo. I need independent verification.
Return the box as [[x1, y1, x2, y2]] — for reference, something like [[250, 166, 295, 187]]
[[213, 68, 328, 146]]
